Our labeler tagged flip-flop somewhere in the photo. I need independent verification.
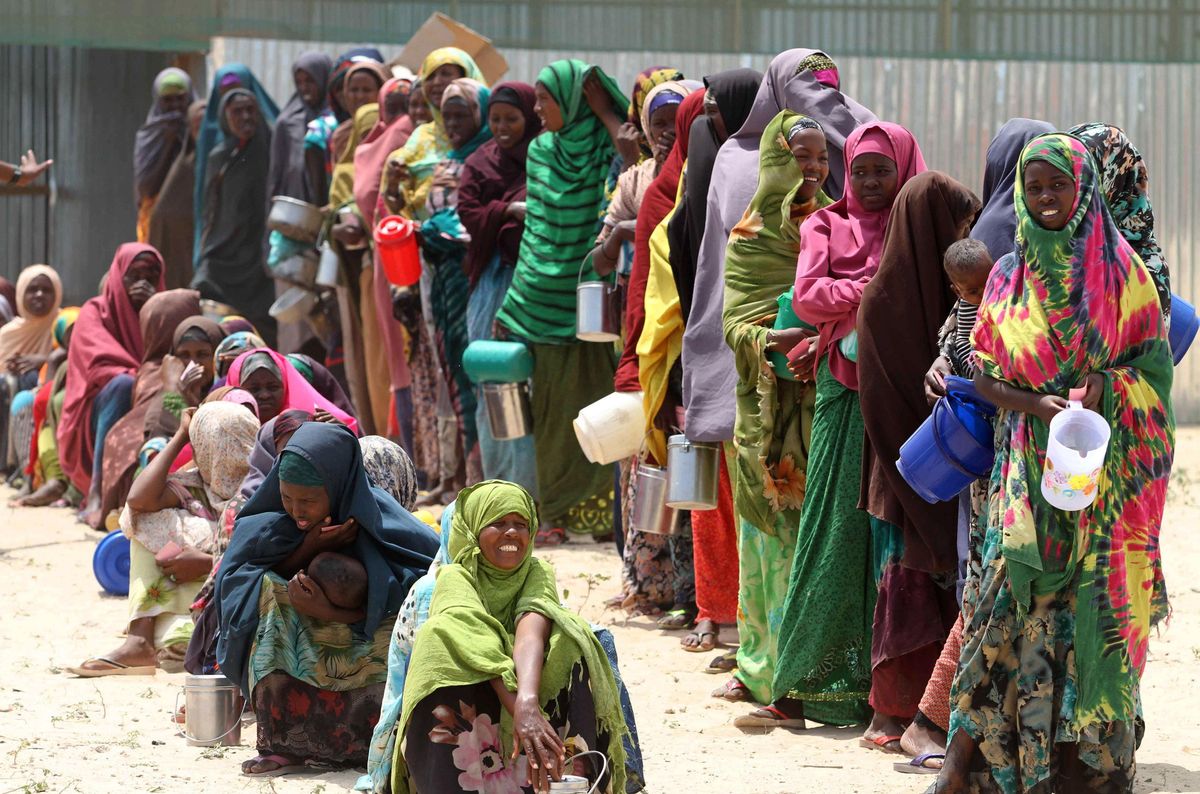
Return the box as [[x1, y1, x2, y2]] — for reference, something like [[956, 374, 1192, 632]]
[[859, 734, 904, 754], [655, 608, 696, 630], [66, 657, 156, 678], [711, 677, 752, 702], [893, 753, 945, 774], [705, 651, 737, 674], [241, 754, 308, 777], [535, 527, 568, 546], [682, 630, 718, 652], [733, 705, 807, 729]]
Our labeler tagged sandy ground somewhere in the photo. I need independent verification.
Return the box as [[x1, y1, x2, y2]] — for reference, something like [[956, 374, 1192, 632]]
[[2, 433, 1200, 794]]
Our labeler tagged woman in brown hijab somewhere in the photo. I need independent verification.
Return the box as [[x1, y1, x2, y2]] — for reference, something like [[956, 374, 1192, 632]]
[[148, 101, 207, 289], [855, 171, 980, 748]]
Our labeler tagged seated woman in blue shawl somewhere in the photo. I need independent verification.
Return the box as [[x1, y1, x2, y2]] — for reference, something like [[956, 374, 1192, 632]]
[[215, 422, 440, 776]]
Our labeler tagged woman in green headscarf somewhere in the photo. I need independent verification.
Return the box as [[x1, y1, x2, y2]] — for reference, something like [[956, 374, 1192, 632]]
[[394, 480, 628, 794], [495, 60, 628, 539]]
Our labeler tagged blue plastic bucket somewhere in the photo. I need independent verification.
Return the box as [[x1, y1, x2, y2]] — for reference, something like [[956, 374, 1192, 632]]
[[1169, 294, 1197, 366], [93, 530, 130, 596], [462, 340, 534, 384], [896, 376, 996, 504]]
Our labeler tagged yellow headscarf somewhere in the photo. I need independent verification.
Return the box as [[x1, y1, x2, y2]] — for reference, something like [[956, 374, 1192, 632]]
[[328, 102, 380, 210]]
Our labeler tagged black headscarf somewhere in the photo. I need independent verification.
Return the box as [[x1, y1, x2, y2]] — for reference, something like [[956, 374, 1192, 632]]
[[215, 422, 440, 693], [969, 118, 1055, 261], [666, 68, 762, 321], [267, 51, 332, 203]]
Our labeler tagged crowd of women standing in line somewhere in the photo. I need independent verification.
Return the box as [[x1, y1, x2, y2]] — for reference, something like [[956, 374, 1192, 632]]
[[1, 38, 1175, 793]]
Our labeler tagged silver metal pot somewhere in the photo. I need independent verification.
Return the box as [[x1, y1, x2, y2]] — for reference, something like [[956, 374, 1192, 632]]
[[482, 382, 533, 440], [576, 281, 621, 342], [267, 196, 324, 244], [272, 249, 319, 287], [180, 674, 243, 747], [631, 463, 679, 535], [666, 434, 720, 510], [269, 285, 319, 323], [315, 242, 342, 289]]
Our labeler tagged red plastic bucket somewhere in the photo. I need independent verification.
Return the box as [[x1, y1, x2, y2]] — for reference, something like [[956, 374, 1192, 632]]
[[374, 215, 421, 286]]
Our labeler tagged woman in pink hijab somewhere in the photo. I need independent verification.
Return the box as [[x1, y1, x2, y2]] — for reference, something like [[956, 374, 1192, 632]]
[[226, 348, 358, 434], [746, 123, 925, 739]]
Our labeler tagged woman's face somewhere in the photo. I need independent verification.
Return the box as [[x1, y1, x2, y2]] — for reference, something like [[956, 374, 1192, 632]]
[[224, 95, 259, 140], [488, 102, 527, 149], [279, 480, 331, 531], [849, 152, 900, 213], [533, 83, 563, 132], [160, 92, 189, 116], [442, 99, 478, 149], [409, 86, 433, 126], [123, 253, 161, 311], [384, 87, 409, 121], [175, 338, 216, 388], [424, 64, 466, 109], [1023, 159, 1076, 231], [23, 274, 55, 318], [478, 511, 532, 570], [703, 89, 728, 143], [344, 71, 381, 117], [648, 103, 679, 158], [294, 68, 321, 107], [789, 129, 831, 203], [240, 368, 284, 422]]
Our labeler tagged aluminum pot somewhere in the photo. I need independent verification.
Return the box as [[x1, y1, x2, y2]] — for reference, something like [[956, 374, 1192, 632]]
[[180, 674, 243, 747], [666, 434, 719, 510], [576, 281, 621, 343], [482, 382, 533, 440], [631, 463, 679, 535], [315, 242, 342, 289], [269, 285, 319, 323], [267, 196, 324, 243], [272, 250, 319, 287], [199, 298, 237, 323]]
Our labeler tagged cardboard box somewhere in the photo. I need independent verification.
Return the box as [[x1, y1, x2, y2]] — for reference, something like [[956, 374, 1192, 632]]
[[396, 12, 508, 85]]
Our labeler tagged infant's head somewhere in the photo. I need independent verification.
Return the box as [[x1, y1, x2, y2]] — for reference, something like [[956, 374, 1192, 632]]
[[943, 238, 993, 307], [307, 551, 368, 611]]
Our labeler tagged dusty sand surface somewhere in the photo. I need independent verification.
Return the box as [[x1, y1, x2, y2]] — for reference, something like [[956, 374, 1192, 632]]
[[2, 431, 1200, 794]]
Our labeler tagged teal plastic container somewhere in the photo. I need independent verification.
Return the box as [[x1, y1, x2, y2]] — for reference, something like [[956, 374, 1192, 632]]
[[462, 340, 534, 384], [769, 288, 816, 381]]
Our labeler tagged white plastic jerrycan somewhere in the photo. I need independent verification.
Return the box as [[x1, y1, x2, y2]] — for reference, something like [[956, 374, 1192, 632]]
[[1040, 401, 1111, 511]]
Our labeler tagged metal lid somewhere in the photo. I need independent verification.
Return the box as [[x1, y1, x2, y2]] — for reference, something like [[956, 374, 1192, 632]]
[[667, 434, 718, 449], [185, 674, 239, 688]]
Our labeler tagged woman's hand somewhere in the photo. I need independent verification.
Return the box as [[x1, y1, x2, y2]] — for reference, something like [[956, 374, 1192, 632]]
[[924, 356, 952, 406], [287, 571, 336, 620], [385, 159, 409, 193], [316, 516, 358, 551], [1078, 373, 1104, 412], [178, 363, 207, 405], [766, 327, 814, 355], [512, 694, 565, 794], [506, 201, 527, 221], [1033, 394, 1070, 425], [176, 406, 195, 440], [614, 122, 642, 168], [7, 353, 47, 375], [785, 335, 818, 379], [158, 547, 214, 583], [312, 408, 345, 427]]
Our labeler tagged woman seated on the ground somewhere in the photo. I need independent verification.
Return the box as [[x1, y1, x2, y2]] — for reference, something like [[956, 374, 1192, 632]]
[[58, 243, 166, 528], [66, 401, 258, 676], [0, 264, 61, 482], [215, 422, 440, 777], [212, 330, 265, 383], [390, 481, 631, 794], [12, 307, 80, 508]]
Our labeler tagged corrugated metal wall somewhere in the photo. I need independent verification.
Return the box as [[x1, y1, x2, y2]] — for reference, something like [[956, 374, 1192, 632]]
[[0, 45, 195, 304]]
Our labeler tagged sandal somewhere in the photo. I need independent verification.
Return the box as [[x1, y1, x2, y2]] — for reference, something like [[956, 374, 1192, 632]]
[[711, 677, 752, 702], [733, 704, 807, 729], [894, 753, 945, 774], [65, 656, 156, 678], [535, 526, 568, 546], [705, 651, 738, 674], [655, 608, 696, 630], [682, 619, 719, 651], [241, 754, 308, 777], [859, 734, 905, 754]]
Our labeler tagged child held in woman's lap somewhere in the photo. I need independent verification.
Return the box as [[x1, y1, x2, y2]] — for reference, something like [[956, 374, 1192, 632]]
[[306, 551, 368, 611]]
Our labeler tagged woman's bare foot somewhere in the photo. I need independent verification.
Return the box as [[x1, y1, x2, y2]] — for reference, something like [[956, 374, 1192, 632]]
[[733, 697, 806, 728], [75, 634, 158, 673], [861, 711, 907, 753], [934, 730, 974, 793], [900, 712, 947, 768], [13, 477, 66, 507], [681, 618, 719, 651], [241, 753, 304, 776]]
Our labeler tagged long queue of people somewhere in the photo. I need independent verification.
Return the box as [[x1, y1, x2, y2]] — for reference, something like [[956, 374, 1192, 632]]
[[1, 39, 1175, 793]]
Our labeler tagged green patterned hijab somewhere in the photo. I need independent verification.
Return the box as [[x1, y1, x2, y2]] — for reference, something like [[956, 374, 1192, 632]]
[[722, 111, 831, 534], [496, 59, 629, 343], [396, 480, 628, 793]]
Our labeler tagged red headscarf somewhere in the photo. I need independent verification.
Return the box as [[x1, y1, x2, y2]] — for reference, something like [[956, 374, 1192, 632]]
[[614, 90, 706, 392], [58, 242, 166, 492], [792, 121, 926, 390]]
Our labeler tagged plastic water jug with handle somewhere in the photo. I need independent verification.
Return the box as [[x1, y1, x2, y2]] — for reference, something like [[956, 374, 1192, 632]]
[[1041, 401, 1110, 511]]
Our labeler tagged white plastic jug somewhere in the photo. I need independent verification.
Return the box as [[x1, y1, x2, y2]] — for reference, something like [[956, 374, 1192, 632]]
[[573, 391, 645, 464], [1041, 401, 1111, 512]]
